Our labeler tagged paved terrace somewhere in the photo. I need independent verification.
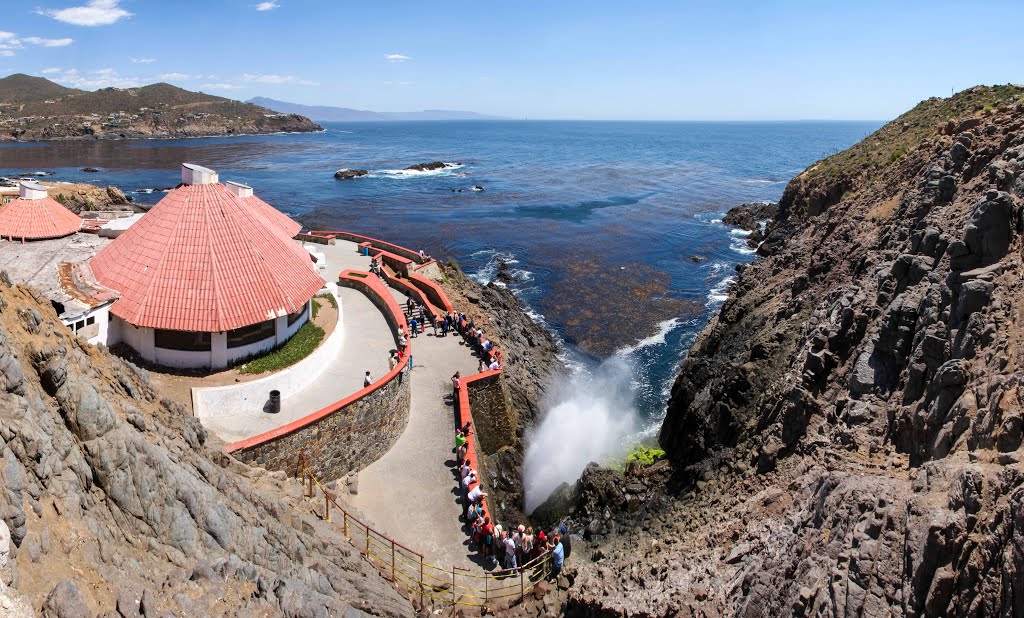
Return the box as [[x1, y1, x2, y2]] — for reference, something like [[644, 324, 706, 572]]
[[202, 239, 394, 443], [209, 237, 487, 570]]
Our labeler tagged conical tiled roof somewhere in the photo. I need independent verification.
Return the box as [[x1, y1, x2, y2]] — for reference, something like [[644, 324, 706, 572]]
[[0, 183, 81, 241], [242, 193, 302, 238], [90, 182, 324, 332]]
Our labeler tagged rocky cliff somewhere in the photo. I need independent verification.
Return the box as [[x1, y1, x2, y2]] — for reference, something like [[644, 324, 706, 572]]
[[0, 277, 411, 616], [562, 85, 1024, 616]]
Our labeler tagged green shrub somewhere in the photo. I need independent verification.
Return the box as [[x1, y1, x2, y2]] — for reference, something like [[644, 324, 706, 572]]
[[626, 445, 666, 466], [237, 320, 325, 374]]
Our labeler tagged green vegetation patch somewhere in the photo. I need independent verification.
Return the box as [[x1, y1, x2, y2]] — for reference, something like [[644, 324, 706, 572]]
[[626, 444, 667, 466], [804, 84, 1024, 182], [605, 443, 667, 473], [237, 320, 325, 375]]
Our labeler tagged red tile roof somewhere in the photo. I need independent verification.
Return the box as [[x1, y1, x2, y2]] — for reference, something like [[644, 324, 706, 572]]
[[243, 194, 302, 238], [90, 183, 325, 332], [0, 196, 82, 240]]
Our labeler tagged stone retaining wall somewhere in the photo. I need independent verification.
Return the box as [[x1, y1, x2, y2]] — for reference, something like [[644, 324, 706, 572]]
[[466, 371, 516, 455], [227, 270, 412, 481]]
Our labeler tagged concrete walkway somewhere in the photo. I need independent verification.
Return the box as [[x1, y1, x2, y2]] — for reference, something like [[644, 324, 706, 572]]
[[201, 238, 393, 444], [346, 307, 482, 570], [201, 286, 394, 443]]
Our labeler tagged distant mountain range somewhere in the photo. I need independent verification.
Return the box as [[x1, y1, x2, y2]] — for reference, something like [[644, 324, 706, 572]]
[[247, 97, 507, 122], [0, 74, 321, 141]]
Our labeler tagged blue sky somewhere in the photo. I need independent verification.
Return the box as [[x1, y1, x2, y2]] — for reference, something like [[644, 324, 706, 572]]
[[1, 0, 1022, 120]]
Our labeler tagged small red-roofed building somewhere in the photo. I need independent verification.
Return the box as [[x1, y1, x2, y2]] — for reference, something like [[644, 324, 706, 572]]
[[0, 181, 82, 241], [89, 163, 325, 369]]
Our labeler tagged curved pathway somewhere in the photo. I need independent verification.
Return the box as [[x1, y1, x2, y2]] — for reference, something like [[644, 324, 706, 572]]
[[345, 303, 481, 570]]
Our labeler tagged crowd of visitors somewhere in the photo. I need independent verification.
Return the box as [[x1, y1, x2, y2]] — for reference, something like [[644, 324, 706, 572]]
[[454, 424, 569, 579]]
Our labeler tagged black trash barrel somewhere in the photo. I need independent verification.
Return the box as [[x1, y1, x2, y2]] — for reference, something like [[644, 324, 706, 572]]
[[267, 390, 281, 414]]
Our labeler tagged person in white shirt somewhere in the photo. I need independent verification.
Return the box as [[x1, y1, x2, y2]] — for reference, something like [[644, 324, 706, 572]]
[[489, 360, 501, 371], [467, 485, 486, 503]]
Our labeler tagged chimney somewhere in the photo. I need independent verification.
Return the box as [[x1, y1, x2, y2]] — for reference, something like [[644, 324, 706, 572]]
[[225, 181, 254, 199], [181, 163, 218, 185], [19, 181, 48, 200]]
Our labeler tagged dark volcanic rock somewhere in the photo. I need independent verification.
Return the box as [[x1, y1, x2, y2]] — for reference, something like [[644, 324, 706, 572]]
[[405, 161, 450, 171], [564, 85, 1024, 617], [333, 168, 368, 180]]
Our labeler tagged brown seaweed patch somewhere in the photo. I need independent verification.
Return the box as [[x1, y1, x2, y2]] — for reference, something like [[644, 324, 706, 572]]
[[541, 256, 699, 356]]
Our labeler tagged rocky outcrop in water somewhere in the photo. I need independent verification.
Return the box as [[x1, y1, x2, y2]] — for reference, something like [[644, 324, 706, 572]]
[[334, 168, 368, 180], [405, 161, 451, 171], [0, 280, 410, 616], [559, 85, 1024, 616]]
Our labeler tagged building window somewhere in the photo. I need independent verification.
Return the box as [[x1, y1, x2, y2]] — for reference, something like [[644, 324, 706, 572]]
[[155, 329, 212, 351], [86, 316, 95, 326], [287, 303, 307, 326], [227, 320, 276, 348], [75, 320, 84, 331]]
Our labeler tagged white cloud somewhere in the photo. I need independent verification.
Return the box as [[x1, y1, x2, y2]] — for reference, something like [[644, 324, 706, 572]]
[[52, 67, 142, 89], [22, 36, 74, 47], [0, 31, 74, 55], [385, 53, 411, 63], [130, 57, 155, 64], [255, 1, 280, 10], [201, 83, 240, 90], [40, 67, 62, 74], [39, 0, 132, 27], [158, 72, 192, 81], [241, 73, 318, 86]]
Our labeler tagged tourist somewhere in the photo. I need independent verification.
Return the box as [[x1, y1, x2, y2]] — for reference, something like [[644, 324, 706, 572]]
[[481, 517, 493, 560], [419, 248, 425, 261], [482, 338, 492, 353], [549, 535, 564, 580], [462, 420, 472, 436], [406, 298, 414, 316], [494, 347, 503, 366], [503, 532, 518, 574], [451, 371, 461, 395], [461, 458, 472, 480], [536, 529, 546, 559], [409, 316, 418, 338], [398, 332, 408, 353], [363, 371, 372, 387], [522, 527, 535, 563], [466, 484, 486, 504], [559, 524, 572, 559], [493, 525, 505, 567], [478, 358, 486, 372], [388, 352, 397, 371], [455, 429, 467, 451], [489, 359, 501, 371], [433, 316, 441, 336]]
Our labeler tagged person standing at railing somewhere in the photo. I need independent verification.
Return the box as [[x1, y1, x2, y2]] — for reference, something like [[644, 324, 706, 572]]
[[549, 535, 564, 581], [503, 531, 518, 575]]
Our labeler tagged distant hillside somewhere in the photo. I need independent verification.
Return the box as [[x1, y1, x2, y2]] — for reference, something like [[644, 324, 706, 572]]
[[0, 73, 81, 103], [0, 74, 321, 141], [248, 96, 506, 121]]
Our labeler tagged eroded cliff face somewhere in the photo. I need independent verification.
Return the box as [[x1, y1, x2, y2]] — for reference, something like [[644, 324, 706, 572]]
[[0, 278, 411, 616], [564, 86, 1024, 616]]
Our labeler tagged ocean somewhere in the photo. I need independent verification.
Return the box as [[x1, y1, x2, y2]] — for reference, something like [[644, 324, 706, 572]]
[[0, 120, 879, 432]]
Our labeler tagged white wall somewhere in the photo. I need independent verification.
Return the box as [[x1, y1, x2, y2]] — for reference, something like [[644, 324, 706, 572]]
[[193, 293, 343, 419]]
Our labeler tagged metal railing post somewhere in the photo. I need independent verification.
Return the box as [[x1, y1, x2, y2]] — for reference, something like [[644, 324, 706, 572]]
[[452, 566, 456, 606], [520, 567, 525, 599], [343, 511, 348, 538], [365, 529, 370, 557], [391, 540, 396, 581], [484, 572, 488, 606], [419, 556, 425, 609], [324, 494, 330, 522]]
